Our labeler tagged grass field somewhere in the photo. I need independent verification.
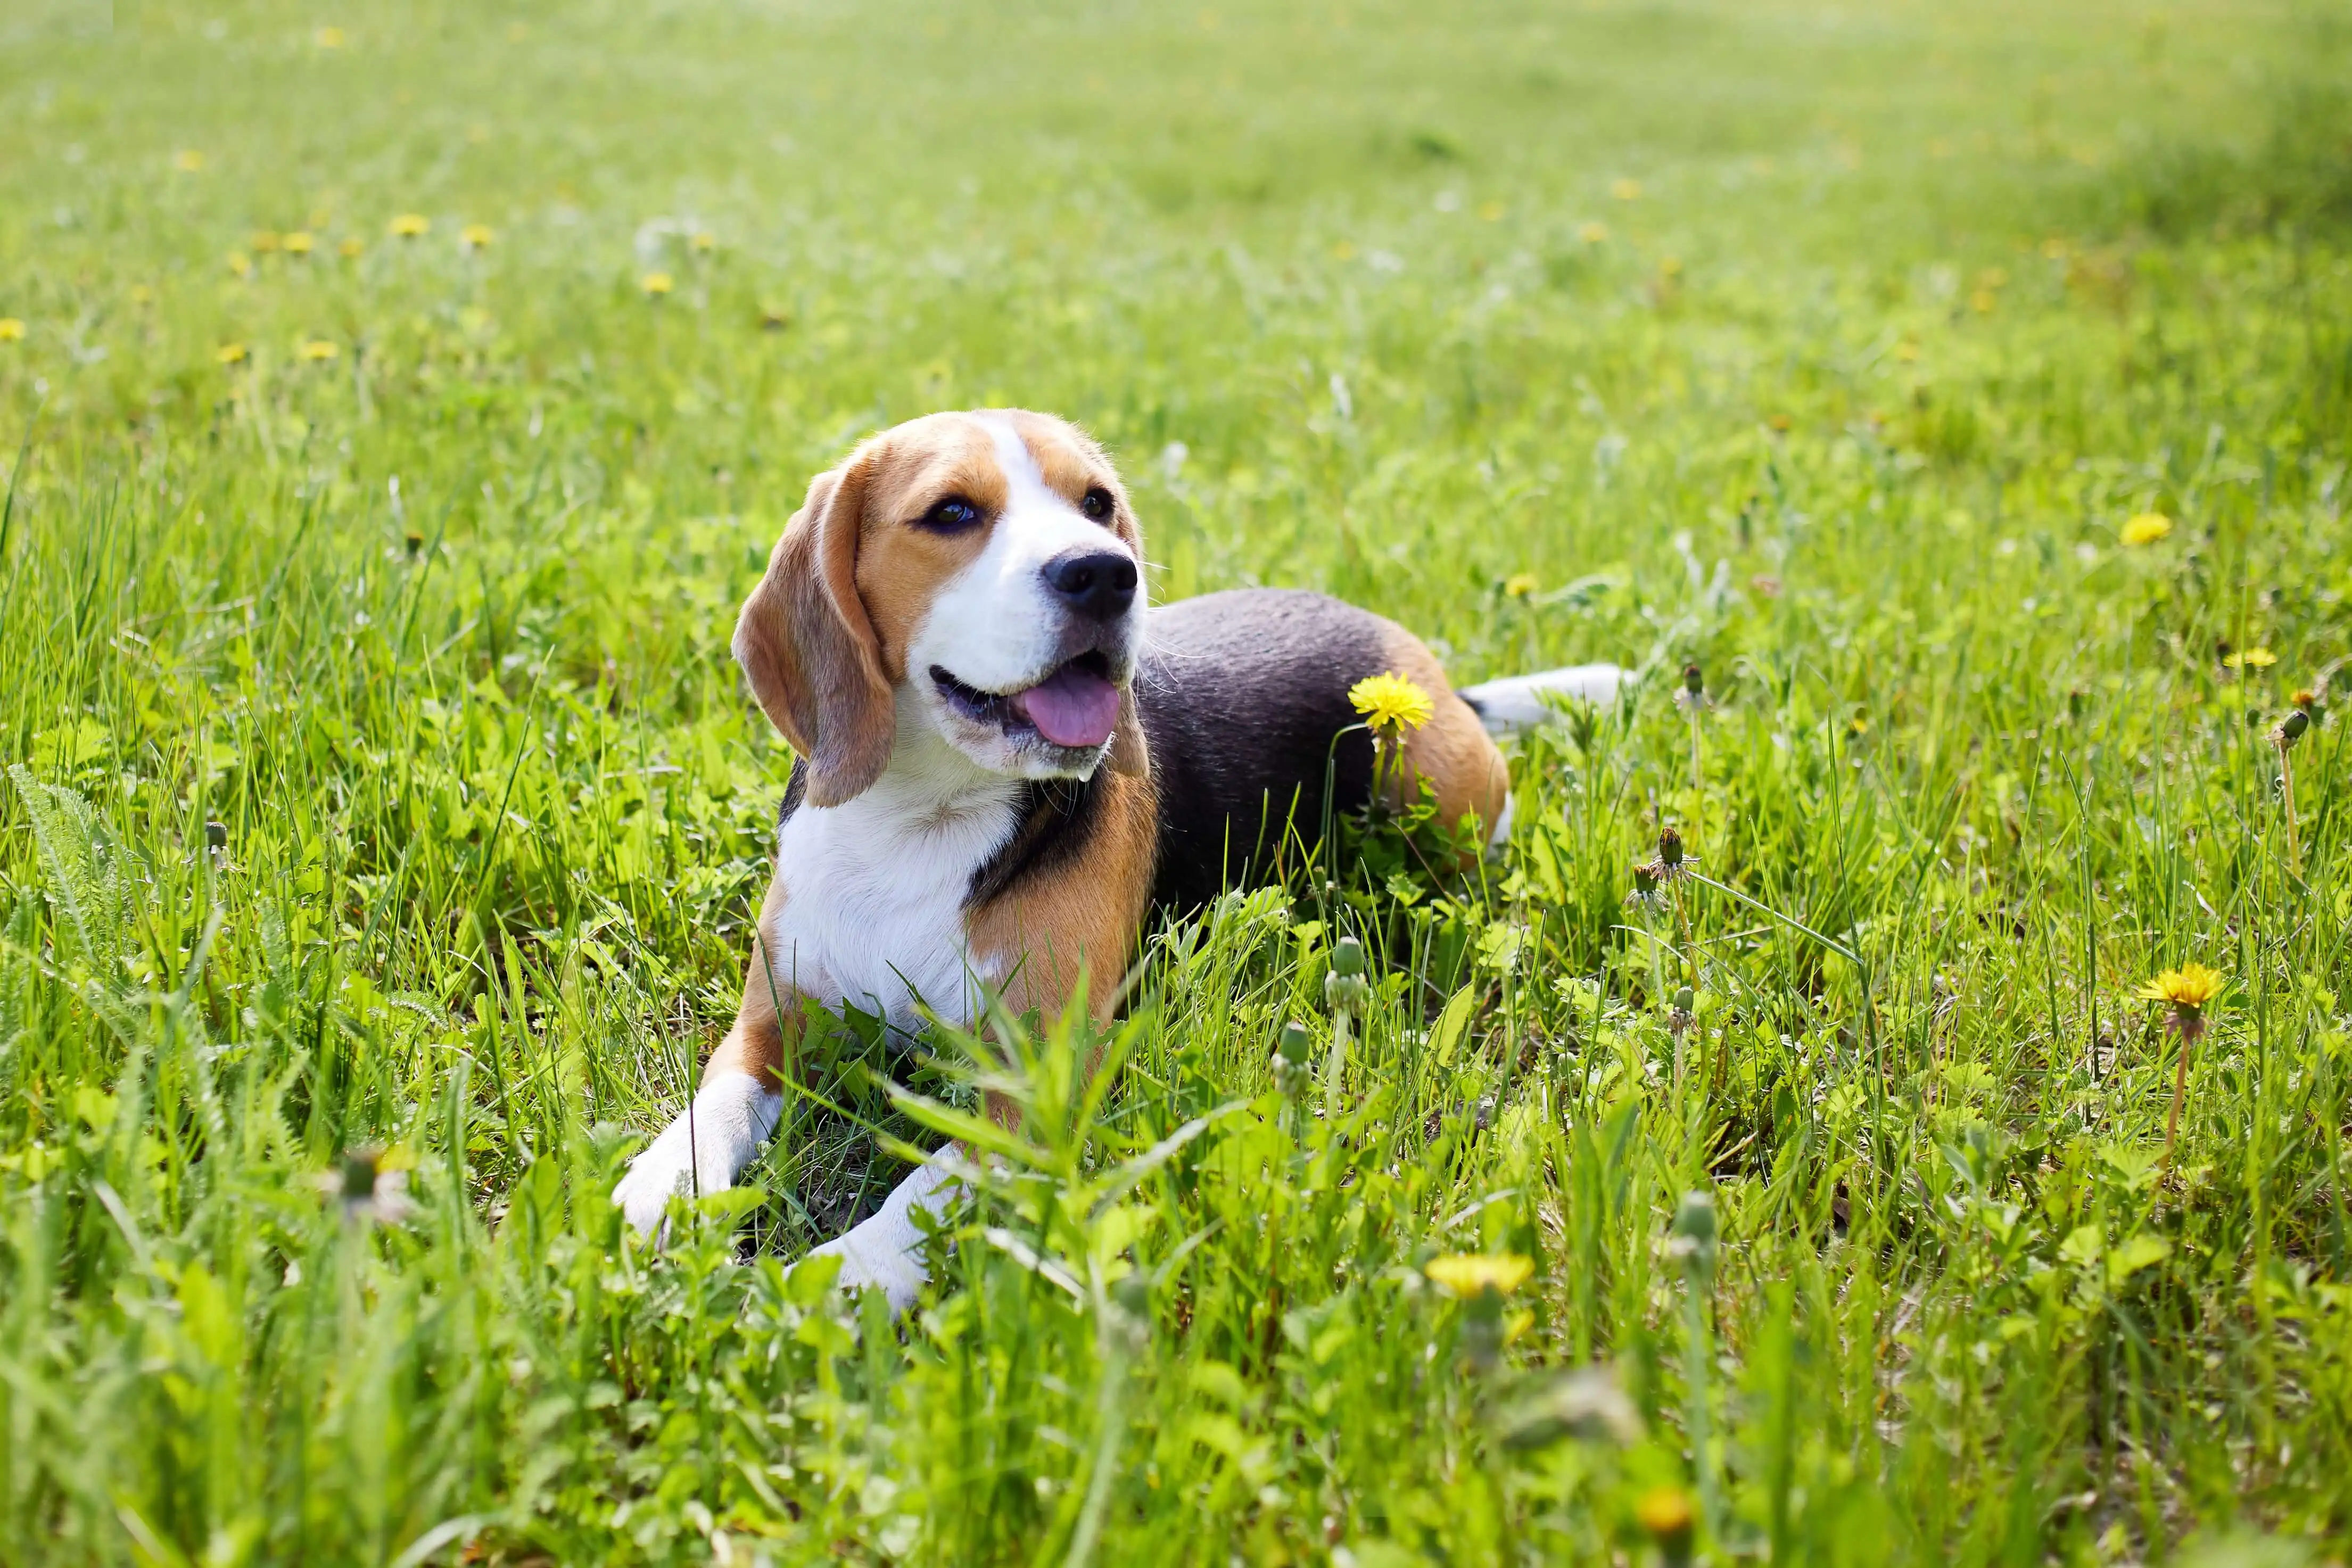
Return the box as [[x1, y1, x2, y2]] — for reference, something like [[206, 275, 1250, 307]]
[[6, 0, 2352, 1562]]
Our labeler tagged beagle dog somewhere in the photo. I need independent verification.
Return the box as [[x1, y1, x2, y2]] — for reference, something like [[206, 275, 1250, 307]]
[[612, 409, 1619, 1303]]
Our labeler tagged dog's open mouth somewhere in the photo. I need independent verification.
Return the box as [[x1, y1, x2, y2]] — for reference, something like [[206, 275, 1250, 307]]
[[931, 652, 1121, 750]]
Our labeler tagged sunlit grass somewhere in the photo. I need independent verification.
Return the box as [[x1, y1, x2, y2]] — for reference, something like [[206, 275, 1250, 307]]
[[3, 0, 2352, 1562]]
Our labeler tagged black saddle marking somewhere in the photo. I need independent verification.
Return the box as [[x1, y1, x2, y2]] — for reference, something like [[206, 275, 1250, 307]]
[[774, 757, 808, 828], [963, 771, 1108, 911]]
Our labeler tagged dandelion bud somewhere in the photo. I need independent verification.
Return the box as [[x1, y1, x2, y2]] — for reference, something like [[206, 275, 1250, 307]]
[[1331, 936, 1367, 977], [403, 531, 424, 557], [1657, 827, 1684, 868], [1673, 986, 1694, 1014], [1682, 662, 1703, 696], [204, 820, 228, 851], [1672, 1189, 1716, 1246], [1272, 1020, 1314, 1096], [2280, 709, 2309, 745], [1326, 969, 1370, 1013], [1668, 1189, 1717, 1284]]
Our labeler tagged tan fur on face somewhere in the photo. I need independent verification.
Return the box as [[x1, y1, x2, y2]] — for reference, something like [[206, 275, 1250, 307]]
[[850, 417, 1013, 683], [735, 410, 1149, 800], [842, 410, 1145, 683], [996, 411, 1152, 779]]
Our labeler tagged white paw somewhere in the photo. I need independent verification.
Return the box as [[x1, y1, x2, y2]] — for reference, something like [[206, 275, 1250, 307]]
[[808, 1226, 933, 1312], [799, 1151, 965, 1312], [612, 1071, 782, 1237]]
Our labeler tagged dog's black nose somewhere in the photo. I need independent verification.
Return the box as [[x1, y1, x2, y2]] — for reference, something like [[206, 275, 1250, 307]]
[[1041, 550, 1138, 622]]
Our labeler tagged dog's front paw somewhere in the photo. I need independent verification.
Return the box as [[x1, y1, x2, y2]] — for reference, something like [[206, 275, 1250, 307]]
[[611, 1071, 782, 1239], [797, 1151, 966, 1311], [806, 1226, 931, 1312], [612, 1117, 712, 1237]]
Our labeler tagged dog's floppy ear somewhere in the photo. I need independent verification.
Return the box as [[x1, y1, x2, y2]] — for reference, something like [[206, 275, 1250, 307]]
[[732, 455, 895, 807]]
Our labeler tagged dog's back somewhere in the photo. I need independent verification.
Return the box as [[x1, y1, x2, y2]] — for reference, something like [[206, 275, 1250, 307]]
[[1138, 588, 1495, 911]]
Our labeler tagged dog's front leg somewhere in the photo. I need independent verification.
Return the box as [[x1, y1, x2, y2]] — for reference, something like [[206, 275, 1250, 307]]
[[613, 929, 790, 1237], [612, 1025, 785, 1236]]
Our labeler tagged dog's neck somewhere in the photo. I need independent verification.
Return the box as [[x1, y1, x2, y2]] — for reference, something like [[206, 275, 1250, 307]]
[[776, 689, 1016, 841]]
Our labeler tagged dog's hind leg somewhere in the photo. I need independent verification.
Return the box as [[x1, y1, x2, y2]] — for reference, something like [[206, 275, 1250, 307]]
[[1455, 664, 1624, 733]]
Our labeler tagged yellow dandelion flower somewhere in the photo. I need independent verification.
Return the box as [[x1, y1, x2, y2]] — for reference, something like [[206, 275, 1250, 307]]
[[691, 230, 716, 253], [2142, 962, 2226, 1169], [2224, 647, 2277, 670], [1504, 573, 1539, 598], [1578, 220, 1610, 243], [389, 213, 430, 239], [1635, 1486, 1695, 1544], [0, 318, 24, 343], [1349, 671, 1434, 735], [1969, 288, 1997, 313], [1658, 254, 1683, 278], [461, 224, 494, 250], [251, 230, 282, 254], [507, 22, 529, 42], [2136, 962, 2224, 1047], [129, 285, 154, 306], [1895, 340, 1920, 362], [1768, 412, 1793, 432], [1424, 1252, 1532, 1298], [226, 251, 252, 277], [640, 271, 675, 296], [314, 26, 346, 48], [1611, 177, 1643, 201], [283, 230, 315, 255], [299, 339, 340, 362], [1478, 200, 1506, 222], [1331, 241, 1356, 261], [174, 149, 206, 173], [2119, 513, 2172, 547], [216, 342, 248, 364], [339, 237, 365, 258]]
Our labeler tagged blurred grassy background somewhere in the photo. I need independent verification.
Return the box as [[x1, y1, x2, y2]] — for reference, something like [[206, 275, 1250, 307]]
[[5, 1, 2352, 1563]]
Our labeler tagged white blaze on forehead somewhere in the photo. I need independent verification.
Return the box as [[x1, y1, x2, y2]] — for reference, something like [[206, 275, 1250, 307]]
[[975, 413, 1069, 522], [972, 414, 1124, 571], [906, 415, 1134, 697]]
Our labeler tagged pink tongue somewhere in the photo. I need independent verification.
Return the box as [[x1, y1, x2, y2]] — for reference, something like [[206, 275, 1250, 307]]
[[1013, 664, 1121, 748]]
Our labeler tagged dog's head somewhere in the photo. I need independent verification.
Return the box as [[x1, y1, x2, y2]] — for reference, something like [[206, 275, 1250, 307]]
[[734, 409, 1148, 806]]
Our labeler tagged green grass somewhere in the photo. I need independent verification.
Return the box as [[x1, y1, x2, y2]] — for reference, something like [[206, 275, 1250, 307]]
[[6, 0, 2352, 1561]]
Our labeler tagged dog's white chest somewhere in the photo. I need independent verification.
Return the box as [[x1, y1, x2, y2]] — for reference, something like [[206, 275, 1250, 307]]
[[762, 771, 1020, 1037]]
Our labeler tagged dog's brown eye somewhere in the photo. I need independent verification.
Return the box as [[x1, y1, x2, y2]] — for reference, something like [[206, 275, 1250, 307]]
[[1080, 487, 1115, 522], [919, 497, 983, 532]]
